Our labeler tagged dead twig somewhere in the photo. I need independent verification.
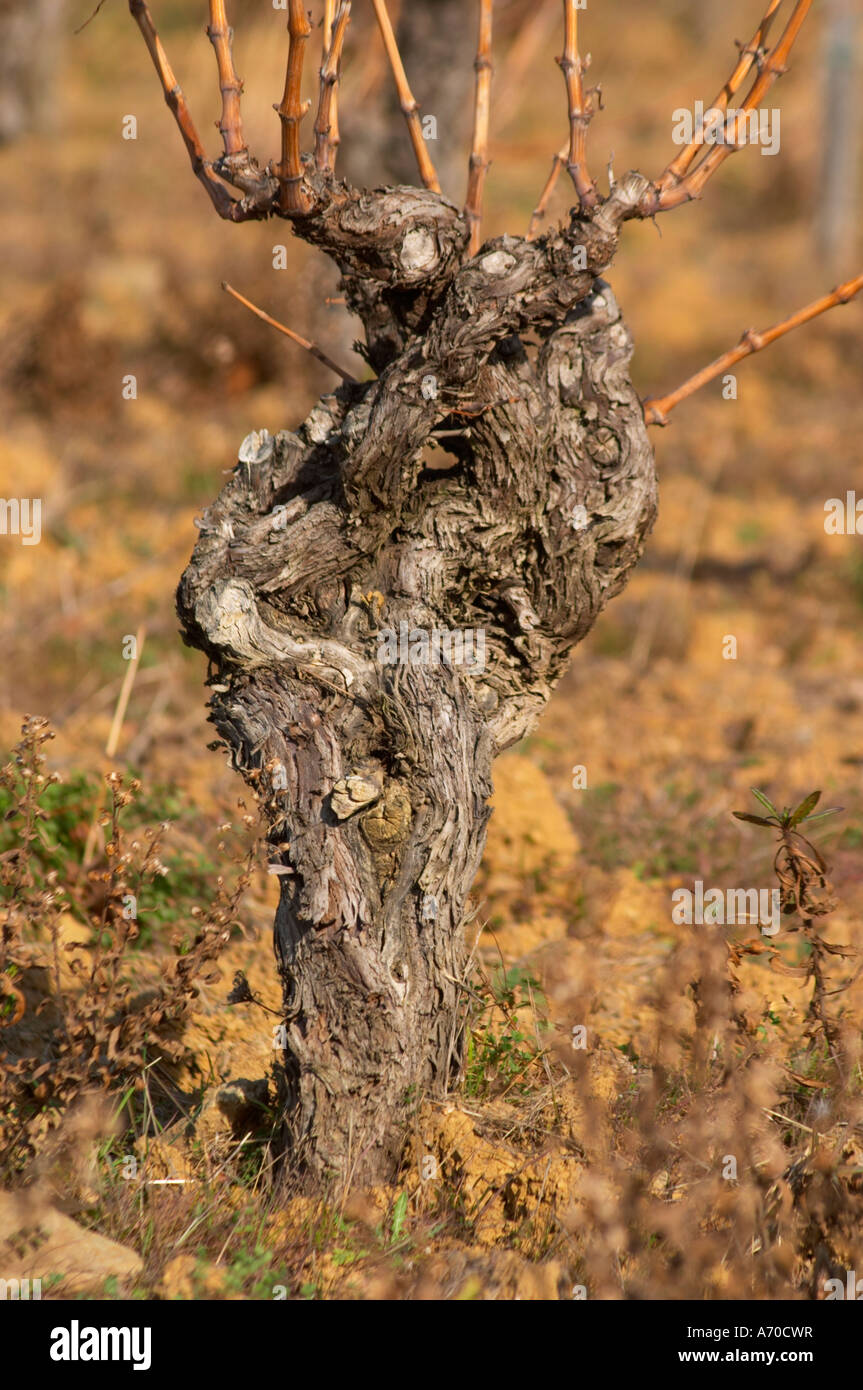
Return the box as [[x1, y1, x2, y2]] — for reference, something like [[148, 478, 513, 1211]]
[[527, 142, 568, 240], [221, 282, 358, 383]]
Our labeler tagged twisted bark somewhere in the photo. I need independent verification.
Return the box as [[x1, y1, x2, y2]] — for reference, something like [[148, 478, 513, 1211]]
[[176, 170, 657, 1183]]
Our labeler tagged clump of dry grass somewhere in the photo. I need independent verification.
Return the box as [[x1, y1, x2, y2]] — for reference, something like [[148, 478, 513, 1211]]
[[548, 806, 863, 1301], [0, 715, 255, 1181]]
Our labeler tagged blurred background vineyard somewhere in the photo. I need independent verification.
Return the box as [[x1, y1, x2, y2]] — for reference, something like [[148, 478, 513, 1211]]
[[0, 0, 862, 1300]]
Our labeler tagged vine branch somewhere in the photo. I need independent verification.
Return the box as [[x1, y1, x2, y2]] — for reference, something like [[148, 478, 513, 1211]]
[[636, 0, 813, 217], [370, 0, 441, 193], [558, 0, 599, 213], [276, 0, 314, 214], [644, 272, 863, 425], [315, 1, 351, 173], [466, 0, 494, 256]]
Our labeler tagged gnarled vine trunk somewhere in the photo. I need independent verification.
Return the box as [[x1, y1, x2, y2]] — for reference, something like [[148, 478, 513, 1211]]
[[126, 0, 839, 1188], [176, 171, 657, 1183]]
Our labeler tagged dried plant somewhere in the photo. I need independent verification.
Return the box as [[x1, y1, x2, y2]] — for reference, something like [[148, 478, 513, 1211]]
[[0, 717, 254, 1180], [733, 788, 855, 1082]]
